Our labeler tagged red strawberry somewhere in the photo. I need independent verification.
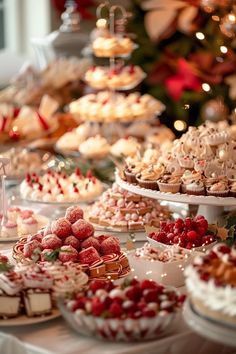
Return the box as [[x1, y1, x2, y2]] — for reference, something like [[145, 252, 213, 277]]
[[142, 309, 156, 317], [78, 246, 100, 265], [187, 230, 198, 242], [81, 236, 100, 251], [43, 224, 52, 236], [89, 280, 107, 293], [91, 297, 105, 316], [23, 240, 42, 258], [41, 234, 62, 250], [97, 235, 110, 243], [140, 279, 158, 291], [51, 218, 72, 238], [143, 289, 158, 302], [100, 236, 120, 255], [109, 302, 123, 318], [58, 245, 79, 262], [72, 219, 94, 240], [65, 206, 84, 224], [64, 236, 81, 250], [27, 233, 43, 243], [126, 285, 142, 302]]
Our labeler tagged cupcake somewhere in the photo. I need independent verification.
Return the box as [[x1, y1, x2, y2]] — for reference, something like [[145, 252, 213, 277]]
[[229, 181, 236, 197], [178, 155, 194, 169], [181, 170, 203, 194], [186, 180, 205, 196], [123, 158, 144, 184], [205, 129, 229, 146], [206, 179, 229, 197], [158, 174, 181, 193], [136, 164, 165, 190]]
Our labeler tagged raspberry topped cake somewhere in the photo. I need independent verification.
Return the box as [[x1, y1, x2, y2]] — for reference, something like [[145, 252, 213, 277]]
[[62, 278, 185, 341], [185, 244, 236, 326], [13, 206, 130, 281], [87, 183, 171, 232], [20, 169, 103, 203]]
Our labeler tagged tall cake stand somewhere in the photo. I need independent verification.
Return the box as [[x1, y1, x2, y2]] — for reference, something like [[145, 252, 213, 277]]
[[116, 172, 236, 223]]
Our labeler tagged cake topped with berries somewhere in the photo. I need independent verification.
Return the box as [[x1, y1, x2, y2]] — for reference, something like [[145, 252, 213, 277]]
[[20, 169, 103, 203], [92, 35, 135, 57], [185, 244, 236, 325], [87, 183, 171, 232], [84, 65, 145, 90], [13, 206, 130, 281], [62, 278, 185, 341], [69, 91, 164, 124]]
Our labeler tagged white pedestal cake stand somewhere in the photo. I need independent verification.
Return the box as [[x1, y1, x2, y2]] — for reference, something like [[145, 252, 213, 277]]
[[116, 172, 236, 223]]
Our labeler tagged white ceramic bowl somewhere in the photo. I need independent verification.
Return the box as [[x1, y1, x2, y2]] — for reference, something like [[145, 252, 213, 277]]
[[146, 235, 217, 253], [127, 249, 195, 287], [59, 301, 178, 341]]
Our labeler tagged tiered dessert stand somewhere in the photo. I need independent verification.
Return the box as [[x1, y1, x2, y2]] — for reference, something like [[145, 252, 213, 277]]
[[116, 172, 236, 224]]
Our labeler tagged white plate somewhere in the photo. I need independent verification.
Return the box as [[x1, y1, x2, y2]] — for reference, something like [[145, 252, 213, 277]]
[[0, 214, 49, 243], [0, 308, 60, 327], [183, 300, 236, 348]]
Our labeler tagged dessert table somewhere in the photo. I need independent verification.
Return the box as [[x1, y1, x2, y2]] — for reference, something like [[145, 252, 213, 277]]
[[0, 315, 234, 354]]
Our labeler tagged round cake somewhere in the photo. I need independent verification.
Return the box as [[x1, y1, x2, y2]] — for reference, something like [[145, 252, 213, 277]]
[[185, 243, 236, 326]]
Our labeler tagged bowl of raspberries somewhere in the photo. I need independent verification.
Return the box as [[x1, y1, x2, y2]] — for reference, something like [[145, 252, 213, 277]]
[[147, 216, 217, 252], [59, 278, 185, 341]]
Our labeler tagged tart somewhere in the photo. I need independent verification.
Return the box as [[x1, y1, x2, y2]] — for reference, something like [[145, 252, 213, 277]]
[[158, 174, 181, 193], [206, 179, 229, 197]]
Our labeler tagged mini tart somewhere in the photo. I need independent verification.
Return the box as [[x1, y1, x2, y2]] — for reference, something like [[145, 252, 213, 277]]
[[229, 181, 236, 198], [206, 180, 229, 197], [185, 244, 236, 326], [186, 180, 205, 196], [124, 168, 138, 184], [178, 155, 194, 169], [136, 165, 164, 190], [158, 174, 181, 194]]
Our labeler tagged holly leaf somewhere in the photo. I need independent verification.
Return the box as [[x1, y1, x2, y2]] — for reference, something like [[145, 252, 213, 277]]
[[31, 247, 41, 263], [44, 249, 60, 262], [216, 227, 229, 240], [0, 262, 14, 273]]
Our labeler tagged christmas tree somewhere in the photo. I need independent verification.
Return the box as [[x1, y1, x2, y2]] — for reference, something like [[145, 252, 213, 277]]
[[128, 0, 236, 134]]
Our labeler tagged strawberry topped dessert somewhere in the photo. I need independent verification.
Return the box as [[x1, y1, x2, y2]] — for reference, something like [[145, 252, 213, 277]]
[[20, 169, 103, 203], [149, 216, 216, 250], [13, 206, 130, 281], [62, 278, 185, 341]]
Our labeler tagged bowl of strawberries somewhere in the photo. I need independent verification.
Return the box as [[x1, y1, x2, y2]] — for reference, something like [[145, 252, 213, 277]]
[[59, 278, 185, 342], [147, 216, 217, 252]]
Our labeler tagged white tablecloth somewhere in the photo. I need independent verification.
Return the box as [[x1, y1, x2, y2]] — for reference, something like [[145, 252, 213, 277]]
[[0, 316, 234, 354]]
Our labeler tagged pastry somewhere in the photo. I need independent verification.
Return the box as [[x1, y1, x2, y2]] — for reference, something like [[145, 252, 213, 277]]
[[185, 244, 236, 326], [110, 137, 140, 157], [92, 36, 135, 57], [79, 135, 110, 159]]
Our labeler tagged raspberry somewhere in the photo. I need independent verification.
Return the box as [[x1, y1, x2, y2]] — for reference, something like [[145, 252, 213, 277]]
[[89, 280, 107, 293], [81, 236, 100, 252], [185, 217, 193, 229], [91, 298, 105, 316], [140, 279, 158, 290], [187, 230, 198, 242], [142, 309, 156, 317], [100, 236, 121, 255], [202, 235, 215, 245], [64, 236, 81, 250], [126, 285, 142, 302], [196, 218, 208, 231], [51, 218, 72, 238], [65, 206, 84, 224], [72, 219, 94, 240], [78, 246, 100, 265], [218, 244, 230, 254], [186, 242, 194, 249], [175, 218, 184, 229], [58, 245, 79, 262], [41, 234, 62, 250], [109, 302, 123, 318], [196, 226, 206, 237], [143, 289, 158, 302], [23, 240, 42, 258]]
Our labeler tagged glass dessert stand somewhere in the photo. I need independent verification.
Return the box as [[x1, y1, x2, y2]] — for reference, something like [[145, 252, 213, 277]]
[[183, 300, 236, 348], [115, 172, 236, 224]]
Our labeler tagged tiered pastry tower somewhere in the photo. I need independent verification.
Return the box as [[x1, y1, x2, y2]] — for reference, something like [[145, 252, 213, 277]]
[[69, 2, 165, 143]]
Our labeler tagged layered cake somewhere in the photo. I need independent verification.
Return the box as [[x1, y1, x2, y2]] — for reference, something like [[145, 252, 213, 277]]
[[92, 35, 135, 57], [85, 65, 145, 90], [69, 91, 164, 123], [13, 206, 130, 281], [87, 183, 171, 232], [122, 121, 236, 197], [20, 169, 103, 203], [63, 278, 185, 340], [0, 207, 48, 239], [185, 244, 236, 326]]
